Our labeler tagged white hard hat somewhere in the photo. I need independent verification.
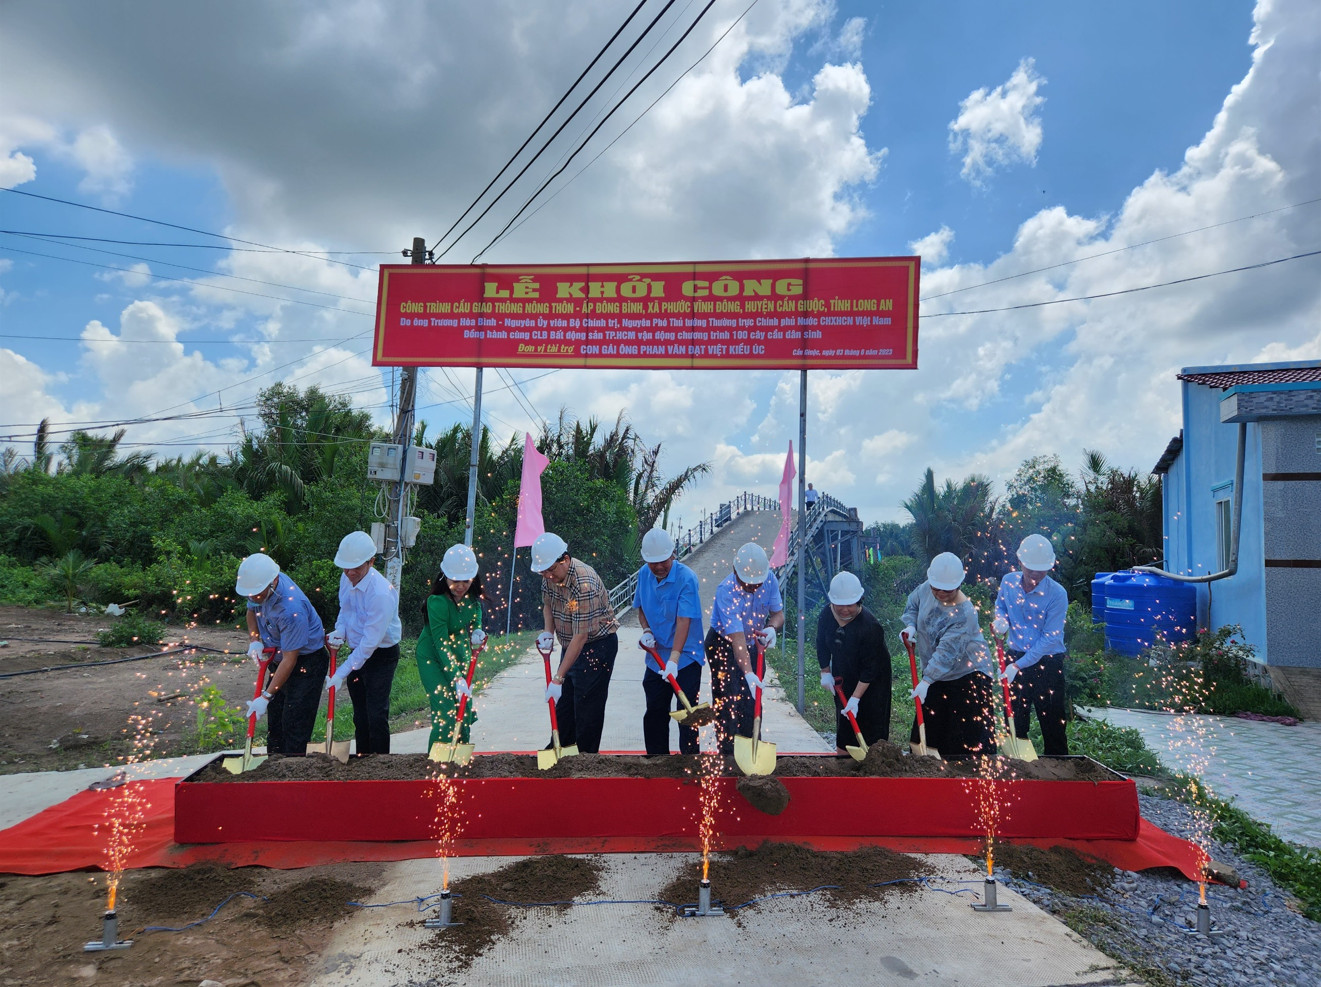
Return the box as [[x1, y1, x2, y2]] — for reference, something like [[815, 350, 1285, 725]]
[[334, 530, 377, 568], [927, 552, 966, 591], [828, 571, 864, 606], [641, 528, 675, 564], [1017, 533, 1056, 571], [235, 553, 280, 596], [530, 532, 569, 573], [734, 542, 770, 584], [441, 543, 479, 581]]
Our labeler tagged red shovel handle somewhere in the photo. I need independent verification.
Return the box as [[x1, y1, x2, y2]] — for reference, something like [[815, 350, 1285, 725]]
[[326, 645, 337, 720], [904, 639, 927, 728], [995, 637, 1017, 719], [833, 684, 862, 734], [455, 652, 479, 723], [247, 650, 275, 740], [539, 644, 561, 732], [642, 642, 684, 697], [753, 642, 765, 719]]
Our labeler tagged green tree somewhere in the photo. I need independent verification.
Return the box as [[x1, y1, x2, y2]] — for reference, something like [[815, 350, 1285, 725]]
[[902, 468, 1005, 579], [59, 428, 153, 479], [37, 549, 95, 612]]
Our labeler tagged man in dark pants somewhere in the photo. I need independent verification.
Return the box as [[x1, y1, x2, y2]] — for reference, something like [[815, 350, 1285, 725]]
[[994, 533, 1070, 755], [236, 553, 329, 755], [533, 532, 620, 754], [706, 542, 784, 754], [633, 528, 705, 755], [326, 531, 403, 755]]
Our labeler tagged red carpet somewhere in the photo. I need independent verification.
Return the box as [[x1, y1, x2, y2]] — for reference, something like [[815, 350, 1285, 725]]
[[0, 776, 1215, 883]]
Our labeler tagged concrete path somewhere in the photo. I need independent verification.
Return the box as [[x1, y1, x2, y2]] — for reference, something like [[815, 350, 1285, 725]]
[[1083, 706, 1321, 849]]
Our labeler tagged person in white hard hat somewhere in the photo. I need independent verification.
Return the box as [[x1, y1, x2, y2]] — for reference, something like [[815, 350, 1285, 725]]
[[235, 553, 328, 755], [325, 531, 403, 755], [532, 531, 619, 754], [900, 552, 997, 758], [993, 533, 1070, 755], [633, 528, 705, 755], [816, 571, 891, 755], [416, 543, 485, 751], [706, 541, 785, 755]]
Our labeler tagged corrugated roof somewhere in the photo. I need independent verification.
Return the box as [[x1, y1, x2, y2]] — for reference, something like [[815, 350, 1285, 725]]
[[1152, 432, 1183, 475], [1177, 366, 1321, 389]]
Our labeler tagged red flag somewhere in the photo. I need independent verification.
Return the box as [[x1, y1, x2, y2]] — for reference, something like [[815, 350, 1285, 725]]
[[770, 441, 795, 567], [514, 433, 549, 548]]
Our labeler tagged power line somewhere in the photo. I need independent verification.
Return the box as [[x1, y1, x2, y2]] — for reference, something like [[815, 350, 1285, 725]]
[[471, 0, 720, 262], [922, 248, 1321, 317], [437, 0, 683, 260], [920, 195, 1321, 302], [428, 0, 651, 256], [1, 186, 377, 272]]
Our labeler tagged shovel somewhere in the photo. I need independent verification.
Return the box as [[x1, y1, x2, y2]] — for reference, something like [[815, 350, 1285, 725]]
[[223, 650, 273, 774], [833, 685, 868, 762], [320, 644, 352, 763], [430, 639, 486, 764], [994, 637, 1039, 761], [904, 639, 939, 759], [537, 639, 578, 770], [641, 642, 716, 728], [733, 642, 776, 776]]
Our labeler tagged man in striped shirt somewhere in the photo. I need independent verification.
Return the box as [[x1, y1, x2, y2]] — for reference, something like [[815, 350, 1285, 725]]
[[533, 532, 620, 754]]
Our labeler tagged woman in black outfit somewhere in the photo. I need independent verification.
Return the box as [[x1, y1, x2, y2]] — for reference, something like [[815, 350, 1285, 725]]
[[816, 571, 891, 755]]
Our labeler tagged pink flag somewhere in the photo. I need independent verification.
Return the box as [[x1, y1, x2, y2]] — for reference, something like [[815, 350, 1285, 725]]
[[770, 441, 795, 567], [514, 433, 549, 548]]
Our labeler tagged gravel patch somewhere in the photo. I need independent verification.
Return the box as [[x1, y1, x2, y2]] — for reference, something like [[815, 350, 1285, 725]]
[[995, 792, 1320, 986]]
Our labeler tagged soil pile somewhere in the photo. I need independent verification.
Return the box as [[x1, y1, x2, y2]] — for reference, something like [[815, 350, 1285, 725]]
[[130, 861, 260, 922], [191, 742, 1123, 784], [737, 774, 791, 815], [658, 841, 933, 919], [420, 854, 604, 978], [249, 875, 375, 931], [979, 844, 1115, 897]]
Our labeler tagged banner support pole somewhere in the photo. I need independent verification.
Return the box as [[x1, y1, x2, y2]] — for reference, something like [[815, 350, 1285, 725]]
[[796, 369, 807, 713]]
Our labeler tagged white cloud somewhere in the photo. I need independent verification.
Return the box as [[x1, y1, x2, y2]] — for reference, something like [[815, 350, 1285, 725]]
[[909, 226, 954, 265], [69, 125, 133, 202], [949, 57, 1045, 184]]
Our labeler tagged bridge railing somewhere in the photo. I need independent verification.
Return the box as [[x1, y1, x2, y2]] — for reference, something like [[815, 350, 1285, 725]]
[[776, 492, 848, 588]]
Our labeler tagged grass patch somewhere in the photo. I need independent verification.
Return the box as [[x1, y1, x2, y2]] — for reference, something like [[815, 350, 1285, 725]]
[[96, 611, 167, 647]]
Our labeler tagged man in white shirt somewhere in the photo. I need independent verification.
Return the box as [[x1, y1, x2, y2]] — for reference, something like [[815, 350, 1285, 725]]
[[327, 531, 403, 755]]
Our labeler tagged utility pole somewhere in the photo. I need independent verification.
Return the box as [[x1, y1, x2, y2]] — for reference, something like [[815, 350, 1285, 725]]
[[384, 236, 426, 589], [796, 369, 807, 712]]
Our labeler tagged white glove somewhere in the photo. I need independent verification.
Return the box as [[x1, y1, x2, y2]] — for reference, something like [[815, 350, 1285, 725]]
[[245, 695, 269, 720], [326, 667, 349, 693], [327, 630, 346, 648], [1001, 663, 1019, 685], [991, 616, 1009, 637], [470, 628, 487, 649], [842, 696, 860, 718], [246, 641, 264, 663], [910, 680, 930, 703], [820, 669, 835, 690], [664, 659, 679, 680], [744, 671, 762, 697], [536, 631, 555, 652], [639, 630, 656, 650], [757, 626, 777, 649], [454, 675, 473, 699], [900, 625, 916, 646], [545, 680, 562, 703]]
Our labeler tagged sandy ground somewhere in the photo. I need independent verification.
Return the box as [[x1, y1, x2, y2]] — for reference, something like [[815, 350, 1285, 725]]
[[0, 606, 253, 775]]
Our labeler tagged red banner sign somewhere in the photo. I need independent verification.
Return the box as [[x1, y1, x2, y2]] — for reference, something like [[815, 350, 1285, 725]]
[[373, 257, 918, 370]]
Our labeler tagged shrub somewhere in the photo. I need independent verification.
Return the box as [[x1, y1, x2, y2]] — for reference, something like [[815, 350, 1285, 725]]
[[190, 684, 246, 752], [1064, 717, 1163, 775], [0, 554, 50, 606], [97, 612, 167, 647], [35, 550, 95, 612]]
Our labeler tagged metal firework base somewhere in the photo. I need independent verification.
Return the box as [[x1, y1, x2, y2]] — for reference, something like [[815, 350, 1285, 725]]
[[970, 877, 1012, 913], [423, 890, 463, 929], [1183, 902, 1225, 936], [84, 910, 133, 952], [679, 879, 725, 917]]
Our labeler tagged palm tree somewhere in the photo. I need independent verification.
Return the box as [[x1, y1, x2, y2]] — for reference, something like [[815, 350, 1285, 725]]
[[59, 429, 153, 479]]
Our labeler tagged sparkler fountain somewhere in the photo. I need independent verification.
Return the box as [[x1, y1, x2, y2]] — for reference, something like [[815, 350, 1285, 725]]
[[679, 723, 727, 917], [423, 763, 466, 929]]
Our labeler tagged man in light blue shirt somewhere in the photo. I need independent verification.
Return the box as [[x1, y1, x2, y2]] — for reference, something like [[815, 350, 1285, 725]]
[[705, 542, 784, 754], [994, 534, 1070, 755], [633, 529, 705, 755]]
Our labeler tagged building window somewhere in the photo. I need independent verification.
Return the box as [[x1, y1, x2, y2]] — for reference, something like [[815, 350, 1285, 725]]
[[1215, 497, 1232, 571]]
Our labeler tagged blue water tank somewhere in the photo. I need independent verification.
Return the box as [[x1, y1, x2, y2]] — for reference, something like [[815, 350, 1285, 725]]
[[1102, 570, 1198, 655], [1090, 572, 1113, 624]]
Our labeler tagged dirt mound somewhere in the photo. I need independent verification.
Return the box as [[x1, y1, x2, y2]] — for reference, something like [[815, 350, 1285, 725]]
[[248, 875, 374, 931], [979, 843, 1115, 897], [129, 861, 260, 922], [737, 774, 791, 814], [191, 744, 1123, 784], [658, 841, 932, 919]]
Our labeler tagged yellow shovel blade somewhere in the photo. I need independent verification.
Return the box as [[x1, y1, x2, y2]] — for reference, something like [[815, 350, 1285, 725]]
[[536, 742, 579, 771], [669, 702, 715, 726], [733, 735, 777, 776], [330, 741, 352, 764], [846, 743, 867, 762], [222, 750, 267, 774], [908, 740, 941, 758], [998, 731, 1039, 762], [429, 741, 475, 765]]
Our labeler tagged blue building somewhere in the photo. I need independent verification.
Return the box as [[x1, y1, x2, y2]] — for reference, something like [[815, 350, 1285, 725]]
[[1152, 360, 1321, 717]]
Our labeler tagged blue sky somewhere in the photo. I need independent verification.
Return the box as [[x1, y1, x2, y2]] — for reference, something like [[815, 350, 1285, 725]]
[[1, 0, 1317, 528]]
